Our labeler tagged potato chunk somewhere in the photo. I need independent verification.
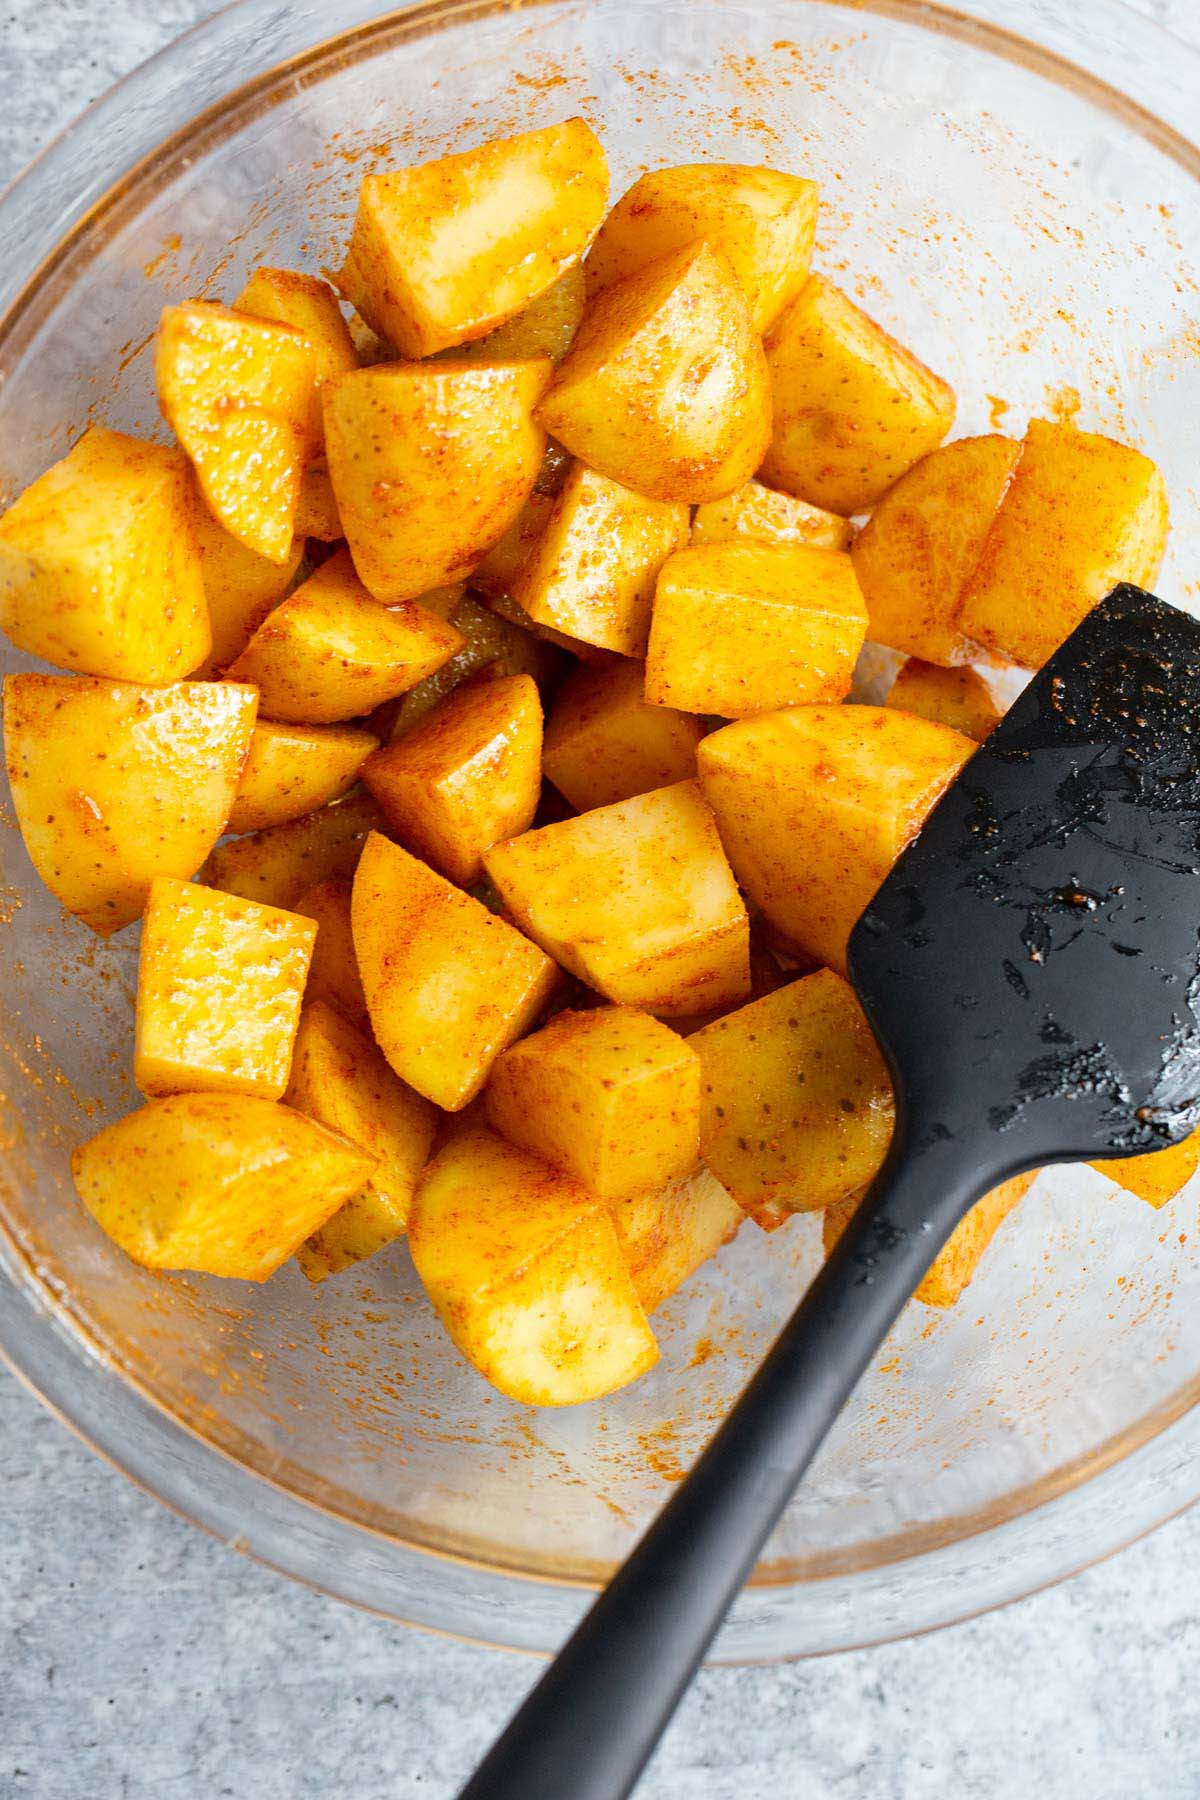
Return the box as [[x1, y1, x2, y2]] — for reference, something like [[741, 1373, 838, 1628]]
[[851, 435, 1020, 665], [235, 267, 359, 385], [337, 119, 607, 357], [537, 242, 771, 504], [760, 276, 955, 514], [361, 673, 542, 885], [134, 877, 314, 1099], [292, 876, 368, 1026], [225, 547, 462, 724], [71, 1092, 373, 1281], [646, 542, 867, 717], [699, 706, 973, 973], [377, 592, 562, 740], [353, 831, 558, 1110], [586, 163, 818, 333], [4, 674, 256, 935], [409, 1121, 657, 1405], [509, 463, 688, 655], [543, 659, 704, 812], [958, 419, 1169, 669], [156, 301, 318, 562], [227, 720, 379, 834], [485, 780, 750, 1018], [203, 789, 387, 910], [286, 1001, 437, 1281], [193, 504, 304, 673], [0, 427, 209, 683], [691, 971, 894, 1226], [691, 480, 852, 552], [294, 462, 342, 541], [1091, 1127, 1200, 1209], [324, 360, 550, 602], [456, 267, 586, 364], [485, 1006, 701, 1199], [887, 661, 1000, 742], [823, 1173, 1035, 1307], [610, 1165, 744, 1312]]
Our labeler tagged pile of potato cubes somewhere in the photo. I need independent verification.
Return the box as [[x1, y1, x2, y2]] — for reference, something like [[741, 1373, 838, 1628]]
[[0, 117, 1184, 1406]]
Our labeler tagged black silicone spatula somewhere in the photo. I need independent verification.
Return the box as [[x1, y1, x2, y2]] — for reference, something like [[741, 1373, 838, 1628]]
[[462, 584, 1200, 1800]]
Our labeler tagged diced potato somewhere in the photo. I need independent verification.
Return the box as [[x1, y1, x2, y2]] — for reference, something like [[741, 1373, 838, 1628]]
[[193, 503, 304, 673], [698, 706, 973, 973], [156, 301, 319, 562], [0, 427, 209, 683], [469, 493, 556, 606], [691, 480, 852, 552], [542, 659, 705, 812], [71, 1092, 373, 1281], [537, 242, 772, 504], [4, 674, 256, 935], [324, 360, 550, 602], [235, 267, 359, 385], [510, 462, 689, 655], [958, 419, 1169, 668], [691, 971, 894, 1225], [822, 1172, 1036, 1307], [353, 831, 558, 1110], [227, 719, 379, 833], [456, 267, 586, 363], [376, 593, 562, 740], [483, 581, 618, 667], [361, 673, 542, 885], [610, 1165, 744, 1313], [225, 547, 463, 723], [203, 789, 387, 910], [851, 435, 1021, 665], [134, 877, 314, 1098], [585, 163, 818, 333], [408, 1121, 657, 1405], [286, 1001, 438, 1281], [292, 876, 368, 1026], [484, 780, 750, 1018], [347, 312, 392, 363], [294, 461, 342, 541], [337, 120, 608, 357], [760, 276, 955, 514], [645, 542, 868, 717], [485, 1005, 701, 1199], [1091, 1127, 1200, 1209], [887, 660, 1000, 742]]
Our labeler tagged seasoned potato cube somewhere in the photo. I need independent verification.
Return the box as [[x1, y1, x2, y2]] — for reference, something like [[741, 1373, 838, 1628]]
[[156, 301, 319, 562], [0, 427, 209, 683], [286, 1001, 437, 1281], [353, 832, 558, 1110], [227, 720, 379, 834], [586, 163, 818, 332], [337, 120, 608, 357], [485, 1006, 701, 1199], [292, 877, 368, 1026], [760, 276, 955, 514], [1091, 1127, 1200, 1209], [851, 435, 1021, 665], [361, 673, 542, 885], [324, 360, 550, 602], [409, 1121, 657, 1405], [134, 877, 314, 1098], [887, 660, 1000, 742], [457, 267, 586, 363], [537, 242, 771, 504], [958, 419, 1169, 669], [225, 547, 462, 724], [646, 542, 867, 717], [377, 593, 562, 741], [235, 267, 359, 386], [71, 1092, 374, 1281], [294, 461, 342, 541], [699, 706, 973, 973], [543, 659, 704, 812], [691, 971, 894, 1225], [510, 462, 688, 655], [823, 1173, 1036, 1307], [485, 780, 749, 1018], [193, 504, 303, 673], [691, 480, 852, 552], [610, 1165, 744, 1313], [469, 493, 556, 606], [4, 674, 256, 935], [203, 789, 387, 910]]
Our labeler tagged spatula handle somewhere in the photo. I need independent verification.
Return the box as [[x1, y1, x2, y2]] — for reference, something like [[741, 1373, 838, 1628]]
[[460, 1141, 990, 1800]]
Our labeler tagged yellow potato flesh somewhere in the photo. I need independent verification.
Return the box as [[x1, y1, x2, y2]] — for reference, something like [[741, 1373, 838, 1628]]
[[542, 658, 705, 813], [609, 1165, 744, 1313], [292, 876, 369, 1027], [228, 719, 379, 834], [691, 479, 852, 552], [823, 1173, 1036, 1308], [235, 267, 360, 385], [203, 789, 388, 910], [887, 661, 1001, 742], [1091, 1128, 1200, 1209], [192, 502, 303, 674], [455, 266, 586, 363], [294, 462, 343, 541]]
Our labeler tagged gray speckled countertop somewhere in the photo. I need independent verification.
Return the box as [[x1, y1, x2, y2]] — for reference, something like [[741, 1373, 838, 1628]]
[[5, 2, 1200, 1795]]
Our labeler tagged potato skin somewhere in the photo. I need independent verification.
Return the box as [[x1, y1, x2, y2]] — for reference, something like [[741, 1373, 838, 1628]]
[[228, 720, 379, 834], [235, 267, 360, 386], [823, 1172, 1036, 1308], [542, 659, 704, 813], [887, 661, 1001, 742], [455, 267, 586, 364], [609, 1165, 744, 1313]]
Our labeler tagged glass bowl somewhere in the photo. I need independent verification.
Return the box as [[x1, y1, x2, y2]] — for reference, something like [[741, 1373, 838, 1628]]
[[3, 0, 1200, 1661]]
